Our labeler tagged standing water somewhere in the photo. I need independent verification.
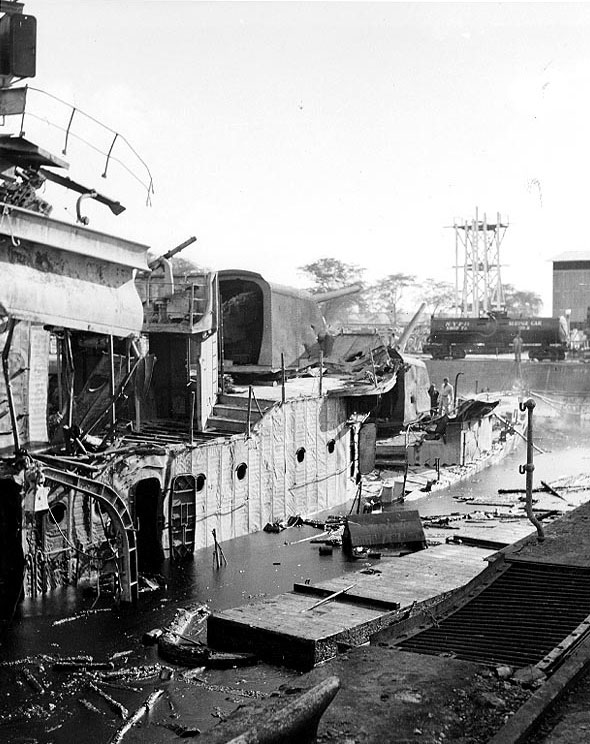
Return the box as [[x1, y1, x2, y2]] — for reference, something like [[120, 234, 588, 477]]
[[0, 414, 588, 743]]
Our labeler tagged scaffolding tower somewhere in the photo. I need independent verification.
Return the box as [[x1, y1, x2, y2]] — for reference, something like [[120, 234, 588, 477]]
[[454, 208, 508, 318]]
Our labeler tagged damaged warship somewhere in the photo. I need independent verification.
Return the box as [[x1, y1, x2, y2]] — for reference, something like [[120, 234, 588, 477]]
[[0, 2, 433, 618]]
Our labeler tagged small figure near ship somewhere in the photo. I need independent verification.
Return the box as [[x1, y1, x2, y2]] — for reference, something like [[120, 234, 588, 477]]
[[438, 376, 453, 415]]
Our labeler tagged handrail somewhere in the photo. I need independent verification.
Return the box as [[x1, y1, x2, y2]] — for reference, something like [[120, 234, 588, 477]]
[[250, 387, 264, 417], [22, 86, 154, 203], [246, 386, 252, 438]]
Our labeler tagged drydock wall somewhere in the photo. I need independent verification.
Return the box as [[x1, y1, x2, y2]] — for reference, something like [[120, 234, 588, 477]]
[[426, 358, 590, 397]]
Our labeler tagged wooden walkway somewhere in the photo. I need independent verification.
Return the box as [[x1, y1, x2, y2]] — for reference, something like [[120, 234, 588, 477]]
[[207, 543, 493, 670], [428, 519, 536, 549]]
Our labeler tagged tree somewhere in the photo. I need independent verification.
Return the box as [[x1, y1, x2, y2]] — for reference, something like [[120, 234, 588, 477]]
[[299, 258, 366, 325], [364, 273, 416, 326], [503, 284, 543, 316], [298, 258, 365, 293], [418, 278, 456, 315]]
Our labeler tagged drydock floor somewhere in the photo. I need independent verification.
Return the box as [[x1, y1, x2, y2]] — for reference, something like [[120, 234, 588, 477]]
[[204, 501, 590, 743]]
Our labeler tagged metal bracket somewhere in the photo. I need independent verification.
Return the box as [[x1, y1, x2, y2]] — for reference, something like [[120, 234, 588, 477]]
[[75, 191, 97, 225]]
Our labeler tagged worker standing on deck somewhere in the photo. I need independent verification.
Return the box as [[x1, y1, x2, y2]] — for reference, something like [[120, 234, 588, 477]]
[[439, 377, 454, 415], [428, 384, 439, 415]]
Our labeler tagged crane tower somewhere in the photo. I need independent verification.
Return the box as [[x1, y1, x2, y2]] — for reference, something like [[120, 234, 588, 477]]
[[454, 208, 507, 318]]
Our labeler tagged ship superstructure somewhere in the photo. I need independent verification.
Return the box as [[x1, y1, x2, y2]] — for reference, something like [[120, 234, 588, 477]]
[[0, 2, 432, 615], [0, 216, 423, 609]]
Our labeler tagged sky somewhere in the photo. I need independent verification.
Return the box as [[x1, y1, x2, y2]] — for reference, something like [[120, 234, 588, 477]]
[[11, 1, 590, 313]]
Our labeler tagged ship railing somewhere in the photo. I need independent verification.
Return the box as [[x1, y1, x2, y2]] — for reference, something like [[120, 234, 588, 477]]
[[0, 85, 154, 205]]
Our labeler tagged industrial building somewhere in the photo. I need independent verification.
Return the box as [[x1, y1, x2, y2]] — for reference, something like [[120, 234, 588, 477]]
[[552, 252, 590, 329]]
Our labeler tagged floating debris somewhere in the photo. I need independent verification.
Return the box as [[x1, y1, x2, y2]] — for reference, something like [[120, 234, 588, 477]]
[[180, 672, 268, 699], [54, 660, 115, 671], [0, 654, 54, 669], [166, 722, 202, 737], [22, 668, 45, 694], [109, 689, 164, 744], [52, 609, 112, 626], [142, 628, 164, 645], [95, 664, 162, 682], [263, 521, 286, 533], [110, 650, 133, 660], [286, 531, 329, 546], [88, 682, 129, 719], [79, 698, 103, 714], [99, 680, 143, 693]]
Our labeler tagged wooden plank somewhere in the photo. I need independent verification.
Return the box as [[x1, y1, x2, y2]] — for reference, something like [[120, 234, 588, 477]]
[[306, 545, 493, 607], [301, 584, 357, 612], [452, 521, 535, 548]]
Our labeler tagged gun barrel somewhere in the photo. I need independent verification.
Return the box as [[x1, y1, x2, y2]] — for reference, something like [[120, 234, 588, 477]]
[[396, 302, 426, 352], [313, 284, 363, 303], [148, 236, 197, 268]]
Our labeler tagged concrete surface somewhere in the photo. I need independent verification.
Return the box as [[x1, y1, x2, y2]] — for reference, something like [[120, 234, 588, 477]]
[[200, 646, 530, 744]]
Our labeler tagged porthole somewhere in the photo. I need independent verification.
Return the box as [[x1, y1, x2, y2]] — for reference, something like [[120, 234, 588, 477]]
[[236, 463, 248, 480], [327, 439, 336, 454], [296, 447, 306, 463], [196, 473, 206, 491], [49, 502, 66, 524]]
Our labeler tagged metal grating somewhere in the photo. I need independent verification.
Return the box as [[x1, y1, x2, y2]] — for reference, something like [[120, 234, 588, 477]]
[[398, 562, 590, 668]]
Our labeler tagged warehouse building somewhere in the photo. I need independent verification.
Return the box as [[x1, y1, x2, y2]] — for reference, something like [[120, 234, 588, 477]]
[[552, 251, 590, 329]]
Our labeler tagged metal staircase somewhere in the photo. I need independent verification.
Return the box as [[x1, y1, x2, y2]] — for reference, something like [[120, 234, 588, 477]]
[[205, 393, 276, 435]]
